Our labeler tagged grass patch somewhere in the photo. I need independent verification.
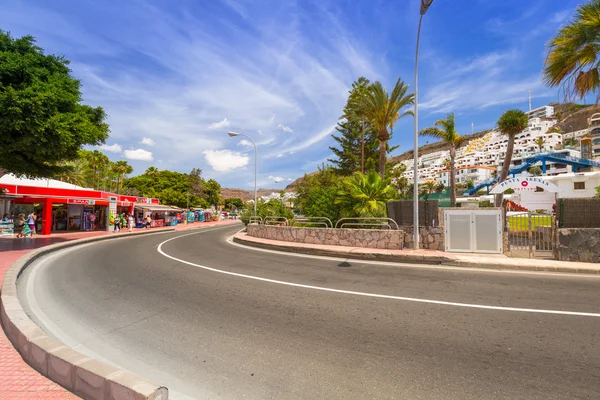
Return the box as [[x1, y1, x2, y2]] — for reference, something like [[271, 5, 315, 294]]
[[508, 215, 552, 232]]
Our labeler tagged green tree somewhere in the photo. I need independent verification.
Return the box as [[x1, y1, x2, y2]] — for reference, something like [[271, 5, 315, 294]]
[[419, 181, 437, 199], [112, 160, 133, 194], [146, 166, 160, 192], [355, 78, 414, 178], [544, 0, 600, 100], [223, 198, 244, 211], [595, 185, 600, 197], [335, 171, 396, 218], [345, 77, 373, 174], [187, 168, 204, 198], [496, 109, 528, 206], [534, 137, 547, 152], [204, 179, 222, 206], [0, 31, 109, 178], [328, 120, 379, 175], [295, 167, 343, 223], [419, 113, 463, 207], [529, 166, 543, 176]]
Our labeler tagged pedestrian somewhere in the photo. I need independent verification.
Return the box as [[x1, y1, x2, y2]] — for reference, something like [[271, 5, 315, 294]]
[[146, 215, 152, 229], [14, 213, 25, 238], [128, 214, 134, 232], [2, 213, 8, 221], [120, 214, 126, 231], [114, 213, 120, 232], [26, 212, 36, 235]]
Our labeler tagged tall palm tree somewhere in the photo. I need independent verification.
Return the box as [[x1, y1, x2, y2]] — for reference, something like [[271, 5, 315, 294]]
[[358, 78, 414, 178], [419, 113, 463, 207], [419, 180, 437, 199], [534, 137, 547, 152], [146, 166, 160, 192], [496, 109, 529, 206], [335, 171, 397, 218], [113, 160, 133, 194], [544, 0, 600, 101]]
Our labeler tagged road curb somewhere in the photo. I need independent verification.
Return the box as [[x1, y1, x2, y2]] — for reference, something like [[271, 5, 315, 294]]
[[1, 229, 174, 400], [233, 233, 600, 275]]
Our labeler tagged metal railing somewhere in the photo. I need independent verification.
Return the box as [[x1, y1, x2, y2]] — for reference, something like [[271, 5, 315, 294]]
[[264, 216, 289, 226], [334, 218, 400, 230], [248, 216, 262, 225], [339, 222, 393, 230], [292, 216, 333, 228]]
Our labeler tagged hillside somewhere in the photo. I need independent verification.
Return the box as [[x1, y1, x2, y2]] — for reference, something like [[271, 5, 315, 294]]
[[221, 187, 288, 201]]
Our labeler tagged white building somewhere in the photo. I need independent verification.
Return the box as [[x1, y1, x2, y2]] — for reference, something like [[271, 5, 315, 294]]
[[439, 166, 494, 187], [500, 171, 600, 212], [526, 105, 554, 120]]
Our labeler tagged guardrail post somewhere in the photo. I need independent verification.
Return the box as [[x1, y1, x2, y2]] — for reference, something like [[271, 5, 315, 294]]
[[528, 212, 533, 258]]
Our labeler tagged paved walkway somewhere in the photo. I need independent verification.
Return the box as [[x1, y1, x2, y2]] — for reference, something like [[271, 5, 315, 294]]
[[234, 232, 600, 275], [0, 219, 240, 399]]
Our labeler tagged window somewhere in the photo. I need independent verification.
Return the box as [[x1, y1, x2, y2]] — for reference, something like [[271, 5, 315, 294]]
[[574, 182, 585, 190], [535, 186, 544, 192], [471, 169, 477, 173]]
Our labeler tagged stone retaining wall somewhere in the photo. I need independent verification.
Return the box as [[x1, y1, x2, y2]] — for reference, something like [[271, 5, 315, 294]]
[[557, 228, 600, 262], [247, 225, 405, 249], [402, 226, 444, 250]]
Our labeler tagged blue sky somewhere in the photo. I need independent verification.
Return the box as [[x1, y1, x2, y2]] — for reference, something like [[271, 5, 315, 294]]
[[0, 0, 583, 189]]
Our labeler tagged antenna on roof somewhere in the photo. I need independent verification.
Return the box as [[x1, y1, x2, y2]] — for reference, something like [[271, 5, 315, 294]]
[[528, 90, 532, 112]]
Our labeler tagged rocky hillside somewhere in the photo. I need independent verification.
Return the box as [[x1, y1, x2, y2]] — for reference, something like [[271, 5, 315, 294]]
[[221, 187, 287, 201]]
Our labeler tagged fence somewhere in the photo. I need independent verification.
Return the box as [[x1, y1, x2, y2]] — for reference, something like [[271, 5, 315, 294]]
[[386, 200, 439, 227], [558, 198, 600, 228]]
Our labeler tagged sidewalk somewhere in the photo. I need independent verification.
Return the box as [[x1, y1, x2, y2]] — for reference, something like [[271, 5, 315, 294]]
[[233, 232, 600, 275], [0, 219, 240, 399]]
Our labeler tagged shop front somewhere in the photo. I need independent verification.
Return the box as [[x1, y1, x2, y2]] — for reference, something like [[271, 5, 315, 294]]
[[134, 203, 183, 228]]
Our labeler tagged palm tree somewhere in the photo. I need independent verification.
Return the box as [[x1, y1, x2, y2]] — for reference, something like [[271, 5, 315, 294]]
[[146, 166, 160, 192], [86, 150, 108, 189], [544, 1, 600, 101], [419, 180, 437, 199], [419, 113, 463, 207], [496, 109, 529, 206], [534, 137, 547, 152], [113, 160, 133, 194], [358, 78, 414, 178], [335, 171, 397, 218], [345, 77, 372, 174]]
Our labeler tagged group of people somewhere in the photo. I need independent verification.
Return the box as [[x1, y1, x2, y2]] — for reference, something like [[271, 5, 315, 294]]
[[111, 213, 136, 232], [2, 212, 37, 238]]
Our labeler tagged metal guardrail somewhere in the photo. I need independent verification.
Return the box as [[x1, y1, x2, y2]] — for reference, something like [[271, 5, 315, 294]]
[[339, 222, 392, 230], [292, 216, 333, 228], [334, 217, 399, 230], [264, 216, 289, 226], [248, 216, 262, 225]]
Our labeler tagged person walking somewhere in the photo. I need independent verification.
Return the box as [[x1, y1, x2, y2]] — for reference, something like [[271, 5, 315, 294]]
[[128, 214, 134, 232], [26, 212, 36, 235], [14, 213, 25, 238], [145, 215, 152, 229], [114, 213, 121, 232]]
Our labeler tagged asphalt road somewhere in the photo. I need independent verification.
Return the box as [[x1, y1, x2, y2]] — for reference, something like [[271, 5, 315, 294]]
[[18, 224, 600, 400]]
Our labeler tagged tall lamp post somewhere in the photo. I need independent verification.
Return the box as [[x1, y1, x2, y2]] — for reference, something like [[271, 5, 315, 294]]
[[413, 0, 434, 250], [228, 131, 257, 216]]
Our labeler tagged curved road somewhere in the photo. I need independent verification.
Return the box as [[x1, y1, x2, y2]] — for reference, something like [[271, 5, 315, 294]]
[[18, 224, 600, 399]]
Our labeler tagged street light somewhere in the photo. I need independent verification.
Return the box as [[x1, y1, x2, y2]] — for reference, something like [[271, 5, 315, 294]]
[[413, 0, 434, 250], [228, 131, 258, 216]]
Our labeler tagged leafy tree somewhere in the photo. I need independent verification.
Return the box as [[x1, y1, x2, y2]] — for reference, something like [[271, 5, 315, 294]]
[[419, 181, 437, 200], [344, 77, 373, 174], [419, 112, 463, 207], [354, 78, 414, 178], [595, 185, 600, 198], [295, 167, 344, 223], [187, 168, 204, 198], [204, 179, 222, 206], [544, 0, 600, 101], [529, 166, 543, 176], [240, 198, 293, 225], [335, 171, 396, 218], [328, 120, 379, 175], [0, 31, 109, 178], [112, 160, 133, 194], [466, 179, 474, 189], [223, 198, 244, 211]]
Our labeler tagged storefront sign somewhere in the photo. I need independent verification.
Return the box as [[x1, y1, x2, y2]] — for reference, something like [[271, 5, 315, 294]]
[[136, 197, 152, 204], [67, 199, 96, 205], [490, 177, 560, 194]]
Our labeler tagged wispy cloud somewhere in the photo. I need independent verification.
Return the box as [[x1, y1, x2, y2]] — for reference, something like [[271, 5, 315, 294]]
[[124, 149, 153, 161], [268, 175, 287, 183], [277, 124, 294, 134], [203, 149, 248, 172], [208, 118, 231, 130], [98, 143, 122, 153], [140, 137, 156, 146]]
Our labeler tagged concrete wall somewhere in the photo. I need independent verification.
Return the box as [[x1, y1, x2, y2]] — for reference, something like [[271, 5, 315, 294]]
[[557, 228, 600, 262], [247, 224, 404, 249]]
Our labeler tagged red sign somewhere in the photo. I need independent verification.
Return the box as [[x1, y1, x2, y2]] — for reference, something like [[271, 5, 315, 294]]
[[67, 199, 96, 205]]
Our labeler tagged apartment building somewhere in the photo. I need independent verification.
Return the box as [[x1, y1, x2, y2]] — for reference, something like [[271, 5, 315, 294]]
[[438, 166, 495, 187], [399, 106, 577, 186]]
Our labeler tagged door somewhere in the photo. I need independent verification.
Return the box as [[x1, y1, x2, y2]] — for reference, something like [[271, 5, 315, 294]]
[[445, 210, 503, 254]]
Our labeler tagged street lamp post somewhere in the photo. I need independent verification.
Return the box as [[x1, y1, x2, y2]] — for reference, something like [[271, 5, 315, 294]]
[[413, 0, 434, 250], [228, 131, 257, 216]]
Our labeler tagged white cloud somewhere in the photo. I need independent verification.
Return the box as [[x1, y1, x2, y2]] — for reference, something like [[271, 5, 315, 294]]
[[277, 124, 294, 134], [208, 118, 231, 130], [123, 149, 154, 161], [276, 154, 284, 158], [140, 137, 156, 146], [268, 175, 286, 183], [98, 143, 122, 153], [238, 139, 252, 147], [203, 149, 249, 172], [257, 130, 263, 135]]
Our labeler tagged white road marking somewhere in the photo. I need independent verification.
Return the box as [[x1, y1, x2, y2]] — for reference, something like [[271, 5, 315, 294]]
[[157, 230, 600, 318]]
